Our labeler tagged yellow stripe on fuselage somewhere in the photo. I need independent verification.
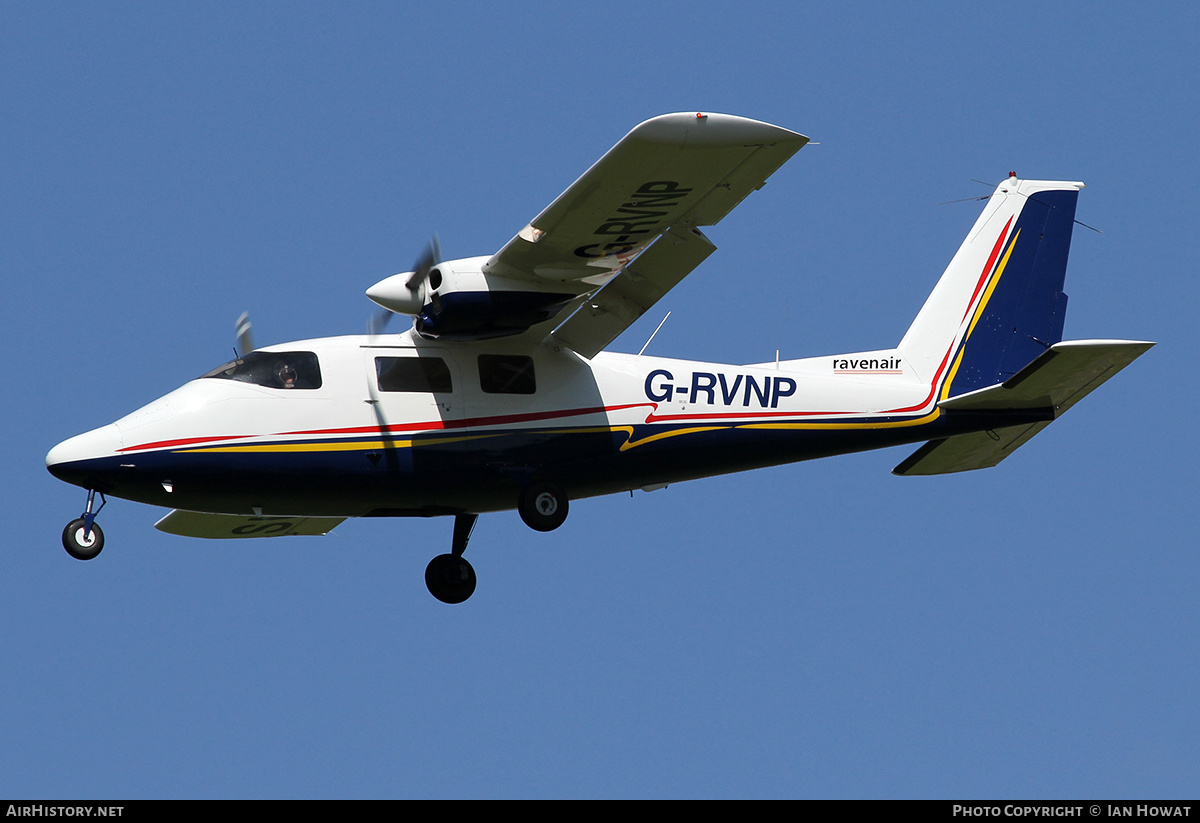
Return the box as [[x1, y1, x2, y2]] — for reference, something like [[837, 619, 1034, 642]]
[[182, 433, 501, 453], [174, 411, 940, 457], [184, 440, 412, 453], [735, 410, 940, 432], [613, 425, 729, 451]]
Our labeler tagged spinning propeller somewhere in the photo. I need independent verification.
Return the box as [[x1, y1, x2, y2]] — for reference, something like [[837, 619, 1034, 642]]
[[235, 311, 254, 356], [368, 235, 442, 338]]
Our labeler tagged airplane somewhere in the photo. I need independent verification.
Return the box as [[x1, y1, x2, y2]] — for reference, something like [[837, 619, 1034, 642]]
[[46, 112, 1153, 604]]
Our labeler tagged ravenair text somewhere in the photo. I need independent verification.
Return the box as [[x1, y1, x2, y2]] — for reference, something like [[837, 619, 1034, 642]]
[[832, 356, 903, 373], [645, 369, 796, 408]]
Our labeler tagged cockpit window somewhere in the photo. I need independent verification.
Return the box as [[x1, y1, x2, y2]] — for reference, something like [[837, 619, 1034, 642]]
[[201, 351, 322, 389]]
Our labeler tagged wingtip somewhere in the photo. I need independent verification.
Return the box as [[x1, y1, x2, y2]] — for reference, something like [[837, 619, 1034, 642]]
[[631, 112, 808, 146]]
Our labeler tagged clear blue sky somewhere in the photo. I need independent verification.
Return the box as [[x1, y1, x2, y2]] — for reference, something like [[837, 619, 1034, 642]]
[[3, 2, 1196, 798]]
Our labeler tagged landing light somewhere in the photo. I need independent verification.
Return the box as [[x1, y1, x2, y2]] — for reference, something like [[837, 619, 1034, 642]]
[[518, 224, 545, 243]]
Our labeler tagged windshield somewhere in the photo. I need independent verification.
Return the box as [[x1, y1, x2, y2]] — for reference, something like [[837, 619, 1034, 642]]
[[201, 351, 322, 389]]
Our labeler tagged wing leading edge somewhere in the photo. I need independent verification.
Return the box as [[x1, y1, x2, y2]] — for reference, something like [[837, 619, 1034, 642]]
[[485, 113, 808, 356]]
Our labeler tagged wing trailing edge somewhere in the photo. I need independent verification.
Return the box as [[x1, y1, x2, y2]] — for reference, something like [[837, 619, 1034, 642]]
[[550, 226, 717, 359]]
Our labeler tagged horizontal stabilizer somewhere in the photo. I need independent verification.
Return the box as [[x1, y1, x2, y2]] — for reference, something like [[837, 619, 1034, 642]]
[[155, 510, 346, 539], [894, 339, 1153, 476], [892, 422, 1052, 475]]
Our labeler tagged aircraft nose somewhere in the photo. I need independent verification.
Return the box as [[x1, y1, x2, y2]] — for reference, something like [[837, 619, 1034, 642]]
[[46, 424, 124, 487]]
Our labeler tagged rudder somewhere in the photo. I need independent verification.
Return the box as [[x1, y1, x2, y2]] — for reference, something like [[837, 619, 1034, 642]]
[[898, 176, 1084, 399]]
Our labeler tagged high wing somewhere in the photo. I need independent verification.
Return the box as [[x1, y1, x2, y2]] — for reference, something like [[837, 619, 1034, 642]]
[[367, 113, 806, 350], [487, 113, 808, 356]]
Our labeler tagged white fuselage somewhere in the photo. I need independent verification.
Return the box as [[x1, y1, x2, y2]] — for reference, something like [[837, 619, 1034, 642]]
[[47, 328, 963, 519]]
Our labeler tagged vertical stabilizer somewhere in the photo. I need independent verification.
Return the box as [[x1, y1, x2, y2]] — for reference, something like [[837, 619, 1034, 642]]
[[898, 176, 1084, 398]]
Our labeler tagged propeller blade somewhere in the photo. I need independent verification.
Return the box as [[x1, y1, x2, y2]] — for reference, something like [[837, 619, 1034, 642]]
[[404, 235, 442, 290], [367, 308, 393, 338], [235, 311, 254, 356]]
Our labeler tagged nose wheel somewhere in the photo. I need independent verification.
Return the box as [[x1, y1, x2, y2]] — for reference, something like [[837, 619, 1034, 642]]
[[62, 490, 106, 560], [63, 518, 105, 560]]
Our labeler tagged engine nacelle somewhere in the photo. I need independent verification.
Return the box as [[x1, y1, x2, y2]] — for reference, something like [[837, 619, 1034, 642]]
[[366, 256, 577, 341]]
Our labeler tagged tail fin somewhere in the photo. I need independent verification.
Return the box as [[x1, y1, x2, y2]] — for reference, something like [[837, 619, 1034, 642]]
[[898, 175, 1084, 399]]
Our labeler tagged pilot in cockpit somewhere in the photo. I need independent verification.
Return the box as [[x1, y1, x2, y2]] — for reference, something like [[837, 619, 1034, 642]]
[[276, 361, 298, 388]]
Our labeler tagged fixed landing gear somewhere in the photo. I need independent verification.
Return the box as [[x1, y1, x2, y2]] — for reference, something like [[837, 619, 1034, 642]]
[[62, 490, 105, 560], [518, 481, 569, 532], [425, 513, 478, 604], [423, 483, 571, 603]]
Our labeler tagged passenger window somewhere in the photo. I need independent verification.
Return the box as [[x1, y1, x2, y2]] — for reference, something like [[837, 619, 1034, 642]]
[[202, 351, 322, 389], [478, 355, 535, 394], [376, 357, 453, 393]]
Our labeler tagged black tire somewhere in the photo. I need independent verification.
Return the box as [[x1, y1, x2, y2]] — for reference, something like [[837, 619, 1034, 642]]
[[425, 553, 476, 604], [518, 482, 569, 532], [62, 519, 104, 561]]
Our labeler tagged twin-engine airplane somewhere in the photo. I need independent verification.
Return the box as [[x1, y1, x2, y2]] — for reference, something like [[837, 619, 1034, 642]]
[[47, 113, 1152, 603]]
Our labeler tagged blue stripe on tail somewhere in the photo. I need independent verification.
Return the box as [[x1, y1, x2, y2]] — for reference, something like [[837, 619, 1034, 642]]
[[948, 188, 1079, 396]]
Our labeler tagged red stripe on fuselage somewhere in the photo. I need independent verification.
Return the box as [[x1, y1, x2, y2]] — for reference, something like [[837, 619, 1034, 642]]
[[121, 403, 657, 452], [118, 434, 250, 453], [280, 403, 655, 438]]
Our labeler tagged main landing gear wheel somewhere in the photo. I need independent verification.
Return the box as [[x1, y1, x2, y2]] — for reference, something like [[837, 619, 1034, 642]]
[[425, 512, 479, 604], [63, 519, 104, 561], [518, 482, 569, 532], [425, 553, 476, 604]]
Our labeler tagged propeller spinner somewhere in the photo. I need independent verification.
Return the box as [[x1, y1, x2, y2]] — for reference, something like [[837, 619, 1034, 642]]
[[367, 236, 442, 333]]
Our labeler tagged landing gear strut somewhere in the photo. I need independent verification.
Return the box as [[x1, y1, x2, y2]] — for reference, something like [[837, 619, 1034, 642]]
[[425, 513, 478, 604], [62, 490, 105, 561], [423, 482, 570, 602]]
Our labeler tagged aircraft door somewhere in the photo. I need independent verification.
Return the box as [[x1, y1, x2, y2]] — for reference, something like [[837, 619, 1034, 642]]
[[363, 346, 463, 432]]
